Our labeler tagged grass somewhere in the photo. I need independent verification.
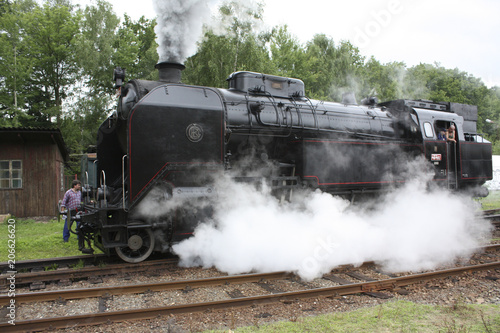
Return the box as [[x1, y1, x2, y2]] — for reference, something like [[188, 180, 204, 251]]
[[0, 216, 85, 262], [206, 300, 500, 333], [476, 190, 500, 210]]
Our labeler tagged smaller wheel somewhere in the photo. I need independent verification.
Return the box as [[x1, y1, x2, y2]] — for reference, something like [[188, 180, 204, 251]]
[[115, 228, 155, 263]]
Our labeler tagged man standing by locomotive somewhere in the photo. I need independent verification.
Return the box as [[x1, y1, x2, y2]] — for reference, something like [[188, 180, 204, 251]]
[[61, 180, 82, 242]]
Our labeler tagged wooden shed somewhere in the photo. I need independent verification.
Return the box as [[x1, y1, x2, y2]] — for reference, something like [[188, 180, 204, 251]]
[[0, 128, 69, 217]]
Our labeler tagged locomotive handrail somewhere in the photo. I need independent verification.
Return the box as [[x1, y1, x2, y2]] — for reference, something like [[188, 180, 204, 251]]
[[227, 119, 397, 140], [446, 141, 458, 189], [464, 132, 488, 143], [122, 155, 128, 211], [93, 159, 98, 203], [254, 110, 294, 138], [266, 93, 281, 126], [246, 90, 284, 127], [100, 170, 107, 206], [244, 93, 294, 138], [84, 171, 90, 203], [265, 93, 294, 130], [246, 93, 282, 127], [289, 98, 304, 128], [303, 96, 319, 130], [244, 94, 254, 129], [452, 141, 458, 187]]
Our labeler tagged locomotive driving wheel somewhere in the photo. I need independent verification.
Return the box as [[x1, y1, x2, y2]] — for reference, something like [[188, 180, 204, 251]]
[[115, 228, 155, 263]]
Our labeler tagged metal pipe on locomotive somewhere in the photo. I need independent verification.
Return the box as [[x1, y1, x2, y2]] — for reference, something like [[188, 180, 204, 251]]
[[72, 62, 493, 262]]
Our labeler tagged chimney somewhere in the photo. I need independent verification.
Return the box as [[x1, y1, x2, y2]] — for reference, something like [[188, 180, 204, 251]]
[[155, 62, 185, 83]]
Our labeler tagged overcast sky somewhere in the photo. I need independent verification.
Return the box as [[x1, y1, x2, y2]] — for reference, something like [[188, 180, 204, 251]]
[[74, 0, 500, 88]]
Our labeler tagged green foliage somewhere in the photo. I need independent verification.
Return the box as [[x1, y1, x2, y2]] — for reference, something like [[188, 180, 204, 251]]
[[0, 0, 11, 15], [75, 0, 120, 96], [0, 0, 160, 172], [0, 0, 37, 125], [113, 14, 158, 81], [362, 57, 412, 101], [70, 259, 86, 269], [268, 25, 305, 78], [407, 63, 488, 105], [302, 36, 365, 100], [183, 1, 272, 87], [22, 0, 81, 126], [59, 94, 112, 173]]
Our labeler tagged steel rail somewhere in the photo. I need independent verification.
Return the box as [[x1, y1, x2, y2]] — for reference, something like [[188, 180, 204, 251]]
[[1, 261, 499, 332], [483, 244, 500, 251], [0, 254, 108, 272], [0, 258, 178, 287], [482, 208, 500, 216], [0, 271, 291, 305]]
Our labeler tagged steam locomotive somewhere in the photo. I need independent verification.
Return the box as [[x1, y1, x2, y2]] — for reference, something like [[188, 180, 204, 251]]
[[72, 62, 493, 262]]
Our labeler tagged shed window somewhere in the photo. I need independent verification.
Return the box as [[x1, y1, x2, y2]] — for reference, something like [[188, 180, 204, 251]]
[[423, 122, 434, 138], [0, 160, 22, 189]]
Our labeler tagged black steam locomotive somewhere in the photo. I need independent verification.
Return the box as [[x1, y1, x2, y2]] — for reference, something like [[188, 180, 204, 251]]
[[72, 62, 492, 262]]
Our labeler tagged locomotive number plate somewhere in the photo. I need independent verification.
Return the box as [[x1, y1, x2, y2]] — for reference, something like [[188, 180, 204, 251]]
[[431, 154, 442, 161]]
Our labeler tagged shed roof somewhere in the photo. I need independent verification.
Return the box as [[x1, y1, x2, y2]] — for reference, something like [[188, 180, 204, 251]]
[[0, 127, 69, 161]]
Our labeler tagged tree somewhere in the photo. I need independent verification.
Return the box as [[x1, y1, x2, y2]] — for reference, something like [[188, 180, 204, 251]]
[[22, 0, 81, 126], [268, 25, 306, 78], [0, 0, 37, 126], [183, 1, 272, 87], [301, 35, 364, 101], [112, 14, 158, 81], [362, 57, 413, 102], [75, 0, 120, 96], [59, 0, 122, 173], [0, 0, 11, 16], [61, 8, 159, 173], [61, 95, 111, 170]]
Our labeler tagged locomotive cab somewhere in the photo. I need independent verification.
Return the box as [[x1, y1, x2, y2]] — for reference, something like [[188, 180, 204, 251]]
[[380, 99, 492, 195]]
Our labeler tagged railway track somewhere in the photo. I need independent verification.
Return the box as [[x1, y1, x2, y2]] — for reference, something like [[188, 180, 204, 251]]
[[483, 210, 500, 227], [482, 208, 500, 216], [0, 254, 109, 273], [0, 252, 177, 274], [1, 244, 499, 332], [3, 243, 499, 306], [1, 209, 497, 290], [0, 257, 179, 289], [2, 242, 499, 289]]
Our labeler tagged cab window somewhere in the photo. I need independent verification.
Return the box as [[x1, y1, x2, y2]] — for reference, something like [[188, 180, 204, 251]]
[[423, 122, 434, 138]]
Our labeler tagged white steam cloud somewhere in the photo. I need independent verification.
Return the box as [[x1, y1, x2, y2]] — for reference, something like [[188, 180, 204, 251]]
[[153, 0, 264, 63], [153, 0, 218, 63], [171, 162, 491, 281]]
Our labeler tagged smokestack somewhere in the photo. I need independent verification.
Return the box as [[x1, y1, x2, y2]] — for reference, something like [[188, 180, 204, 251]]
[[155, 62, 186, 83]]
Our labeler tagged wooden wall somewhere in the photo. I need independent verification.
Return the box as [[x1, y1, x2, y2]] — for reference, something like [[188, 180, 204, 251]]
[[0, 140, 65, 217]]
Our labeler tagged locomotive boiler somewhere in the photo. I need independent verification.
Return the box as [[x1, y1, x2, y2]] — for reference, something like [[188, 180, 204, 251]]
[[72, 62, 493, 262]]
